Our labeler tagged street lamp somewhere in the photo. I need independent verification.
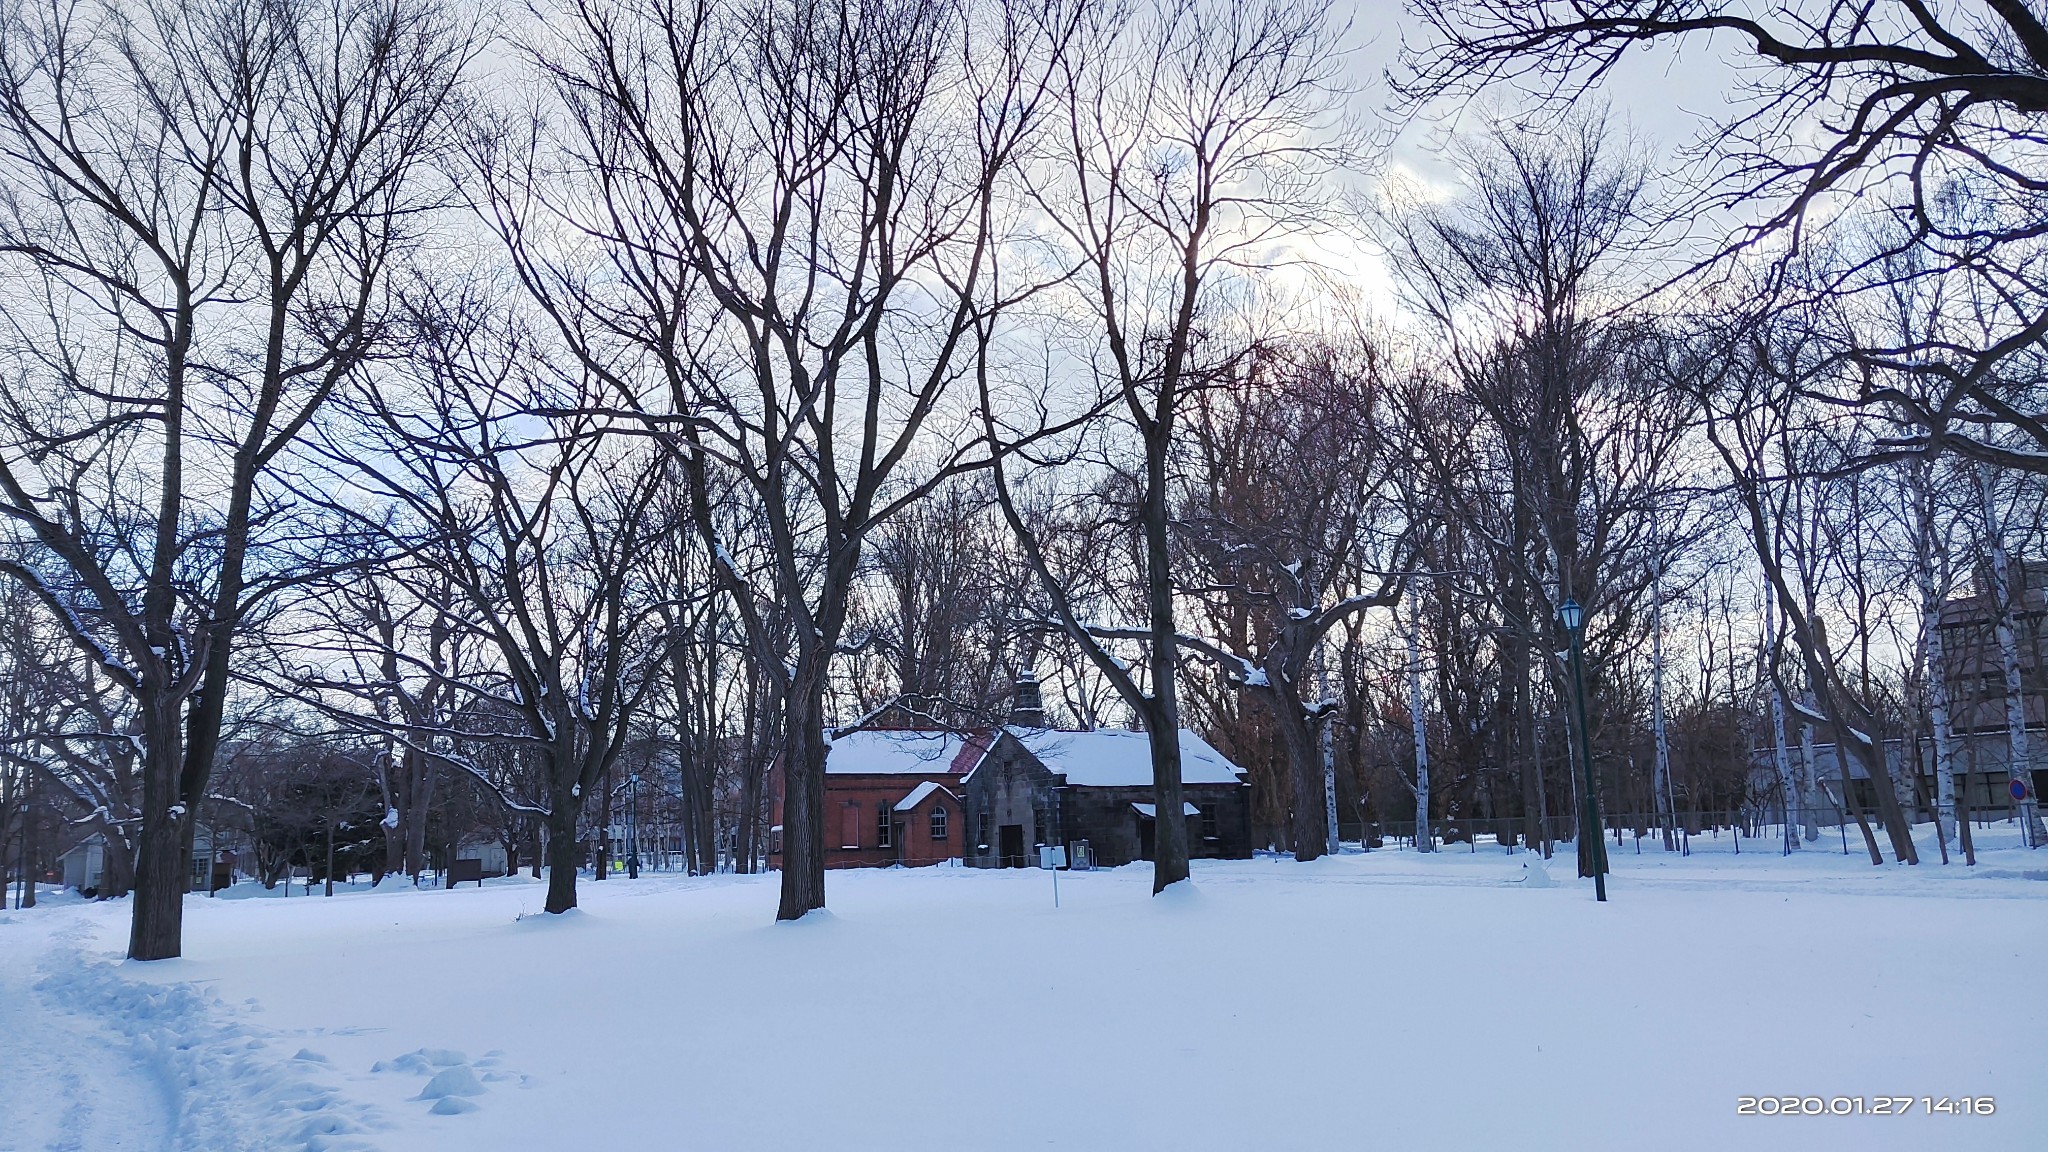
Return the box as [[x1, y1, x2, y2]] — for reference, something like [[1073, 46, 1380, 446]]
[[1560, 598, 1609, 902], [627, 773, 641, 879]]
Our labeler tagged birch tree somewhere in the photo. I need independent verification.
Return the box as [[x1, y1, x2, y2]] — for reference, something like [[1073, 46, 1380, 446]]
[[1975, 465, 2048, 847], [1911, 459, 1961, 855]]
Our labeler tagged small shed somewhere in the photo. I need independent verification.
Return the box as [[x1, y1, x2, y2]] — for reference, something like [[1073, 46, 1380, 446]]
[[59, 833, 107, 893]]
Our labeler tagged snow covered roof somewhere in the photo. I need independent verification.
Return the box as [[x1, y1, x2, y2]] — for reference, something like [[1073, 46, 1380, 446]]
[[893, 781, 958, 812], [825, 729, 987, 776], [1129, 802, 1202, 817], [1015, 728, 1244, 787]]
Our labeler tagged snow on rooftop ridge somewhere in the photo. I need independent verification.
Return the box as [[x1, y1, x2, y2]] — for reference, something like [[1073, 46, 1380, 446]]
[[824, 729, 984, 775], [1016, 727, 1243, 787], [893, 780, 957, 812]]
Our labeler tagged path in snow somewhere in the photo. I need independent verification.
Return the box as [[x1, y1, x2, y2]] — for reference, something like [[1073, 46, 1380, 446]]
[[0, 916, 383, 1152], [0, 926, 174, 1152]]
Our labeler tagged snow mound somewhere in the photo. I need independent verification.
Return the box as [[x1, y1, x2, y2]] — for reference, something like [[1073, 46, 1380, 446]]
[[416, 1065, 486, 1099], [1520, 859, 1554, 888], [373, 1044, 528, 1119]]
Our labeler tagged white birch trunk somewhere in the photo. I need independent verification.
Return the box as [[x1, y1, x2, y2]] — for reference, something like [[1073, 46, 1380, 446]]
[[1979, 465, 2046, 847], [1913, 467, 1958, 854], [1321, 719, 1339, 855], [1763, 583, 1800, 852], [1921, 580, 1959, 854], [1408, 606, 1432, 853], [1650, 564, 1675, 850]]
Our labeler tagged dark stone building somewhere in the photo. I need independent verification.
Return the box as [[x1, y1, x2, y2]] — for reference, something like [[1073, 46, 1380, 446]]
[[961, 726, 1252, 868]]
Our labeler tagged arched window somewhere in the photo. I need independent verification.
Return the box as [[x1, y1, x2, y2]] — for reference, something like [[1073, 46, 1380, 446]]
[[929, 805, 949, 841]]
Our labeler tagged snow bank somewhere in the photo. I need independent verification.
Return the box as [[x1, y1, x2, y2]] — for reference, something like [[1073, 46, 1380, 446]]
[[5, 825, 2045, 1151]]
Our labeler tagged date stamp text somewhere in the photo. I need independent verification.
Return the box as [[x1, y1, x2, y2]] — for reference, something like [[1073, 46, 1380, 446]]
[[1737, 1096, 1995, 1116]]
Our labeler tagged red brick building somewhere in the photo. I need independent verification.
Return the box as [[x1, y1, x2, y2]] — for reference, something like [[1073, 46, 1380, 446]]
[[770, 727, 992, 869]]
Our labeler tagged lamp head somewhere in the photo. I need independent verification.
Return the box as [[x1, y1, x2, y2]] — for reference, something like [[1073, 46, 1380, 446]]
[[1559, 598, 1584, 635]]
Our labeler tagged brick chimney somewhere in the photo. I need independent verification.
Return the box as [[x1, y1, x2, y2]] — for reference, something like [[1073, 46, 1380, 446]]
[[1010, 672, 1045, 729]]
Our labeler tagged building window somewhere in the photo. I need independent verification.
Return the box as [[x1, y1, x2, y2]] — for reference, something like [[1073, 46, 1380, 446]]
[[877, 803, 893, 848], [840, 803, 861, 850], [930, 805, 949, 840], [1200, 803, 1219, 840]]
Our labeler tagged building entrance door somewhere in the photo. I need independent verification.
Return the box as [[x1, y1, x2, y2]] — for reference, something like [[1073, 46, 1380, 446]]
[[999, 824, 1025, 868], [1137, 816, 1155, 862]]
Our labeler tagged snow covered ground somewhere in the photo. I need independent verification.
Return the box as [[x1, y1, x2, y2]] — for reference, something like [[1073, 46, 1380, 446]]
[[3, 828, 2044, 1152]]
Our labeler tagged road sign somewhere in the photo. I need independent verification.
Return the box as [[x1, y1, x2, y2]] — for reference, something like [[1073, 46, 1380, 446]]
[[2011, 779, 2029, 802]]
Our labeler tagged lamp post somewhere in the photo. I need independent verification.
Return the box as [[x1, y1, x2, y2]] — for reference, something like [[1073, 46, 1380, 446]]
[[627, 773, 641, 879], [1560, 598, 1608, 902]]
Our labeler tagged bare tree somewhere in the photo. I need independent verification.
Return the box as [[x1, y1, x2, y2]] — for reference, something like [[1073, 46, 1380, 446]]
[[1381, 115, 1704, 874], [983, 0, 1349, 892], [1689, 310, 1923, 864], [495, 0, 1072, 919], [287, 290, 677, 913], [1172, 343, 1408, 860], [0, 0, 472, 958], [1400, 0, 2048, 472]]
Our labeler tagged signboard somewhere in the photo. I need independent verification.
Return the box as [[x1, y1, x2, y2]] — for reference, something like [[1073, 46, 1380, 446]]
[[1038, 845, 1067, 869]]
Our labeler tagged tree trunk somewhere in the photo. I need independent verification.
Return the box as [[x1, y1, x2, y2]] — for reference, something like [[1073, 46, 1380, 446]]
[[1979, 466, 2046, 847], [1835, 744, 1883, 865], [544, 796, 582, 914], [1763, 586, 1800, 853], [1649, 570, 1676, 851], [1141, 424, 1190, 894], [19, 768, 35, 908], [776, 667, 830, 920], [1274, 690, 1325, 863], [127, 699, 187, 960], [1408, 610, 1433, 852], [1914, 475, 1959, 855], [99, 824, 136, 900], [1143, 704, 1190, 890]]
